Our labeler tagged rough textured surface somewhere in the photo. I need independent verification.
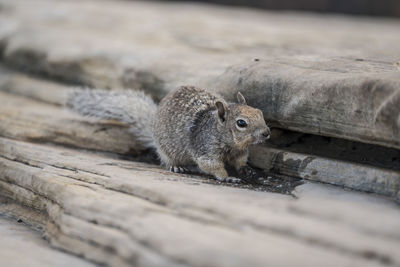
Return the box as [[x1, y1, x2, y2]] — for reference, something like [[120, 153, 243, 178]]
[[0, 65, 67, 105], [249, 145, 400, 200], [0, 90, 144, 155], [0, 214, 95, 267], [165, 0, 400, 17], [0, 1, 399, 265], [0, 0, 399, 148], [212, 60, 400, 149], [1, 87, 397, 197], [1, 137, 400, 267]]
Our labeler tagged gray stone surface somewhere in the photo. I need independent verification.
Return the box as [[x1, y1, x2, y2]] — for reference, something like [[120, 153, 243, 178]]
[[0, 90, 143, 155], [0, 0, 399, 148], [249, 145, 400, 200], [0, 214, 95, 267], [0, 1, 400, 265], [1, 87, 397, 197], [212, 59, 400, 149], [1, 137, 400, 267], [0, 65, 67, 105]]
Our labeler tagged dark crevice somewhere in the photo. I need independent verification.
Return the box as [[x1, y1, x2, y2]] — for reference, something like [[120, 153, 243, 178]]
[[267, 128, 400, 172], [0, 154, 44, 170], [160, 0, 400, 17], [2, 48, 88, 87]]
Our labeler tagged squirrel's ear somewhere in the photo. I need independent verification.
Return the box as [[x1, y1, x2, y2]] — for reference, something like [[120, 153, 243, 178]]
[[237, 92, 247, 105], [215, 101, 228, 124]]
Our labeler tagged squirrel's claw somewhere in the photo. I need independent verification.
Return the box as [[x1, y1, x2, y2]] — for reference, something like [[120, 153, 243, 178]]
[[219, 177, 242, 183], [170, 166, 188, 173]]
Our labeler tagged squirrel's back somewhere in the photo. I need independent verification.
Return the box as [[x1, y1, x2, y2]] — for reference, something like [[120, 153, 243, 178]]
[[152, 86, 224, 167]]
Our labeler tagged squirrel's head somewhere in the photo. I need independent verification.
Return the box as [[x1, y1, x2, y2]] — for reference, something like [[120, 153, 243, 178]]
[[215, 92, 270, 150]]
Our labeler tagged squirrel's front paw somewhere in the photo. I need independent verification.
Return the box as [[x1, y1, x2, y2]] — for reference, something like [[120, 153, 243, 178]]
[[169, 166, 189, 173], [217, 177, 241, 183]]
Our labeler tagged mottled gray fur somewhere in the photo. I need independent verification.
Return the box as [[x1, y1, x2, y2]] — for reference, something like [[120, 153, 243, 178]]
[[153, 86, 270, 182], [68, 86, 270, 182]]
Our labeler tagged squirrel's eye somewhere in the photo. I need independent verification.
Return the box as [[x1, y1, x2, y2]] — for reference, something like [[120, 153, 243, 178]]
[[236, 119, 248, 128]]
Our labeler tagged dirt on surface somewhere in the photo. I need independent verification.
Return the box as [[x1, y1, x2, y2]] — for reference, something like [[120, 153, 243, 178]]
[[207, 172, 304, 196], [127, 150, 303, 196], [234, 165, 304, 195]]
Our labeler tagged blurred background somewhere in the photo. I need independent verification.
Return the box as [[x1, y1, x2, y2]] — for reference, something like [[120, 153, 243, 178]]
[[159, 0, 400, 17]]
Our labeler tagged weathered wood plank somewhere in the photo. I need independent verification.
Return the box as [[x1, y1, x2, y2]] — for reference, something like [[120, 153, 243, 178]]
[[0, 91, 144, 155], [0, 1, 399, 265], [213, 61, 400, 149], [1, 0, 399, 148], [249, 145, 400, 200], [0, 214, 95, 267], [0, 65, 68, 105], [0, 90, 396, 197], [1, 137, 400, 266]]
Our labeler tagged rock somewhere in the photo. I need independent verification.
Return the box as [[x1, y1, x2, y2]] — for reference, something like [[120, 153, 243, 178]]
[[179, 0, 400, 17], [249, 144, 400, 199], [0, 0, 399, 148], [0, 1, 400, 265], [1, 137, 400, 267], [0, 214, 95, 267], [212, 59, 400, 149], [4, 88, 398, 199], [0, 91, 143, 155], [0, 65, 68, 105]]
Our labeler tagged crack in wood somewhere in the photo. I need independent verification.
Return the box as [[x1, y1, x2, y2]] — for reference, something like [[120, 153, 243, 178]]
[[1, 140, 399, 266]]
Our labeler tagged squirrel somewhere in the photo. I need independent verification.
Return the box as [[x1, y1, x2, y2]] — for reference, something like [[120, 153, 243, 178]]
[[67, 86, 270, 183]]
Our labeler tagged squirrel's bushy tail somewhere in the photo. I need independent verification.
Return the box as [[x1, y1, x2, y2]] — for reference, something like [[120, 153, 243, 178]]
[[67, 88, 157, 149]]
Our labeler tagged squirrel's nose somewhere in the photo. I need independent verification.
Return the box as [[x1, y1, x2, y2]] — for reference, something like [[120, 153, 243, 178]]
[[262, 128, 271, 139]]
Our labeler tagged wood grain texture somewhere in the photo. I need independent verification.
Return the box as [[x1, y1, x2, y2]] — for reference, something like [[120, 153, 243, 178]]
[[1, 137, 400, 267], [0, 91, 144, 155], [0, 0, 399, 148], [0, 1, 399, 265], [249, 145, 400, 200]]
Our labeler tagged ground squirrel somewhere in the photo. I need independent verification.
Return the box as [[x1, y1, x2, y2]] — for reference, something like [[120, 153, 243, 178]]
[[68, 86, 270, 182]]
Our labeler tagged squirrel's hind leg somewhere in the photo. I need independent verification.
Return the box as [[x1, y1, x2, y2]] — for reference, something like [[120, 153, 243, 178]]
[[157, 149, 191, 174]]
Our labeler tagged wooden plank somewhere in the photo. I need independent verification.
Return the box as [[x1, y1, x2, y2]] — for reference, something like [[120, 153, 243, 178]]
[[249, 145, 400, 200], [1, 0, 400, 148], [1, 137, 400, 266], [0, 91, 144, 155], [0, 65, 68, 105], [0, 215, 95, 267]]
